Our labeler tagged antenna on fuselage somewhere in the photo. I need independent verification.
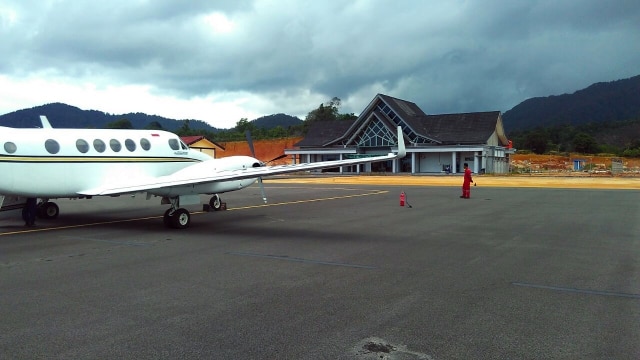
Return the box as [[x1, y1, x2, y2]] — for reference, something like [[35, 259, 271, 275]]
[[39, 115, 53, 129]]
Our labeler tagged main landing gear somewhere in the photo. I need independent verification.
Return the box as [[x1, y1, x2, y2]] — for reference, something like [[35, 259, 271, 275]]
[[162, 194, 223, 229], [37, 200, 60, 219]]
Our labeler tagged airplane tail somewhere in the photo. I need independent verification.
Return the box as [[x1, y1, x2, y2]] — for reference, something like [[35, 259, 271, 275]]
[[40, 115, 53, 128]]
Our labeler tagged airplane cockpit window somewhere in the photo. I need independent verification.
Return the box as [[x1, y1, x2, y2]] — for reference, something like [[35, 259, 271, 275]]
[[93, 139, 106, 153], [180, 140, 189, 150], [125, 139, 136, 152], [110, 139, 122, 152], [168, 138, 180, 151], [76, 139, 90, 153], [45, 139, 60, 154], [140, 138, 151, 151], [3, 142, 17, 154]]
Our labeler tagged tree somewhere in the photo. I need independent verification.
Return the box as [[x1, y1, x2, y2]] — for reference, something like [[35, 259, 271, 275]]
[[175, 119, 196, 136], [572, 132, 599, 154], [106, 118, 133, 129], [145, 121, 164, 130], [523, 129, 548, 154], [305, 103, 338, 123], [267, 125, 288, 138], [302, 97, 350, 134], [234, 118, 256, 134], [337, 113, 358, 121]]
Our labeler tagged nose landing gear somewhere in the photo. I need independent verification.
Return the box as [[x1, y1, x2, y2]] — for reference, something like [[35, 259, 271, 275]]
[[209, 194, 222, 211]]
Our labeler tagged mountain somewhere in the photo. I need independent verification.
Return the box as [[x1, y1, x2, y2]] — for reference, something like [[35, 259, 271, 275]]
[[0, 103, 220, 131], [251, 113, 302, 129], [0, 103, 302, 131], [502, 75, 640, 131]]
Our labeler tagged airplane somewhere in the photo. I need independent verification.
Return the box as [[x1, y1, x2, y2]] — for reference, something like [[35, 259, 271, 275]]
[[0, 116, 406, 229]]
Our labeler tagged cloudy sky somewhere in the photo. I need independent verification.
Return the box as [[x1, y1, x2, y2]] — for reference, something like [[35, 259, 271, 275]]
[[1, 0, 638, 129]]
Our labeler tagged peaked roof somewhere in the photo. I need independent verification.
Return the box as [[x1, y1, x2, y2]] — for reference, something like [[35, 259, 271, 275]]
[[376, 93, 429, 134], [180, 135, 205, 145], [180, 135, 225, 150], [420, 111, 503, 145], [294, 120, 356, 147], [376, 94, 427, 117], [295, 94, 508, 147]]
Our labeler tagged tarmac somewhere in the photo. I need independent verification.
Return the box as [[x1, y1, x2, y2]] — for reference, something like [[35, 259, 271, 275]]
[[1, 176, 639, 359]]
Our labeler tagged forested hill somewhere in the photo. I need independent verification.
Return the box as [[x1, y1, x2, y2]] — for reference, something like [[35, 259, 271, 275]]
[[251, 113, 302, 129], [502, 75, 640, 131], [0, 103, 220, 131], [0, 103, 301, 131]]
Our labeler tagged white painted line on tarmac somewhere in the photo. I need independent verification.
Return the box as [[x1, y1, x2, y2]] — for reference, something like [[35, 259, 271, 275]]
[[227, 251, 377, 269], [512, 282, 640, 299]]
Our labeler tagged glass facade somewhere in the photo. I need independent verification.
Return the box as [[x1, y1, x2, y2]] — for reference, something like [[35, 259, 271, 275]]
[[375, 101, 433, 144], [354, 118, 395, 147]]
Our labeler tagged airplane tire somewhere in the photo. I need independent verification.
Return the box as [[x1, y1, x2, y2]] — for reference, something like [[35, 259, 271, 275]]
[[171, 208, 190, 229], [209, 194, 222, 211], [38, 202, 59, 219]]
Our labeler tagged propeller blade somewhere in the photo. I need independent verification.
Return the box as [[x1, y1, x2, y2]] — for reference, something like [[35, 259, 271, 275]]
[[245, 130, 256, 157], [267, 154, 287, 163], [257, 177, 267, 204], [245, 130, 267, 204]]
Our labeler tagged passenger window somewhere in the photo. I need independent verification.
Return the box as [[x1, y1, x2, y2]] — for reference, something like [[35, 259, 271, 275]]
[[140, 138, 151, 151], [3, 142, 17, 154], [93, 139, 106, 153], [125, 139, 136, 152], [110, 139, 122, 152], [45, 139, 60, 154], [168, 138, 180, 150], [76, 139, 90, 153]]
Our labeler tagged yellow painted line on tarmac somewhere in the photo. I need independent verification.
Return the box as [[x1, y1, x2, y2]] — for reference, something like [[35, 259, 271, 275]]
[[226, 189, 388, 211], [265, 175, 640, 190], [0, 189, 388, 236], [0, 216, 162, 236]]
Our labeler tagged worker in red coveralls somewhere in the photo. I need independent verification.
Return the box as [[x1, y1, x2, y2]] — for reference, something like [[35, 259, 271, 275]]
[[460, 163, 473, 199]]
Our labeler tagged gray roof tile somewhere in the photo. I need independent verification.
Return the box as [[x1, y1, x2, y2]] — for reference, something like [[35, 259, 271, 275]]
[[295, 94, 504, 147]]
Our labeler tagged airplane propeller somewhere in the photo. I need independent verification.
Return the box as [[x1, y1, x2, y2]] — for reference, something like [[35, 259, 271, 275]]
[[266, 154, 287, 163], [245, 131, 268, 204]]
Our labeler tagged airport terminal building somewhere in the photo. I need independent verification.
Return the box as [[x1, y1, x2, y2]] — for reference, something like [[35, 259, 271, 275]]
[[285, 94, 514, 174]]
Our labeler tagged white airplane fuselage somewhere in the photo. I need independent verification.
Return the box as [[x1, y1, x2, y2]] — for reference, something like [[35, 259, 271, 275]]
[[0, 126, 258, 198], [1, 119, 405, 228]]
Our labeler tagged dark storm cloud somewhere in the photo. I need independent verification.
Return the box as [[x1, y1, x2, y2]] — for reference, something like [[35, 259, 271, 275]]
[[1, 0, 639, 124]]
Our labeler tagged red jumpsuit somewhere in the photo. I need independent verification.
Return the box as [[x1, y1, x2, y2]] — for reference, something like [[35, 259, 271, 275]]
[[462, 167, 473, 198]]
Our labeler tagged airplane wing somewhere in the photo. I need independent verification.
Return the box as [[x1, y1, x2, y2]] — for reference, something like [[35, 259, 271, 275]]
[[80, 126, 406, 197]]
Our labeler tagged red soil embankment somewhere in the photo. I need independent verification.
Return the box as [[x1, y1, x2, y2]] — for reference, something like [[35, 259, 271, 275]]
[[511, 154, 640, 173], [217, 137, 303, 165]]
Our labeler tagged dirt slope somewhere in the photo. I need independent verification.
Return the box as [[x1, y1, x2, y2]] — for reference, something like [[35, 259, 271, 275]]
[[217, 137, 303, 164]]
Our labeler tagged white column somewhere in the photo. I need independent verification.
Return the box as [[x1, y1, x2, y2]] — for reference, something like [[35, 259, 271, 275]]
[[339, 154, 344, 174], [451, 152, 457, 174], [411, 153, 416, 174], [474, 152, 479, 173]]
